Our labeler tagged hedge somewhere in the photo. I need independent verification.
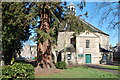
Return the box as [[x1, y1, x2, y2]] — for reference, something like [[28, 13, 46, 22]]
[[2, 62, 34, 78]]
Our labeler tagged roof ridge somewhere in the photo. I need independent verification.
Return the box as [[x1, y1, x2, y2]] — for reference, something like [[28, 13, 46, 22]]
[[79, 18, 109, 36], [69, 2, 74, 6]]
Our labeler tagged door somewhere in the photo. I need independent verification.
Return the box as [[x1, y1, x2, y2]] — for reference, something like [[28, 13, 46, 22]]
[[57, 52, 61, 62], [85, 54, 91, 63]]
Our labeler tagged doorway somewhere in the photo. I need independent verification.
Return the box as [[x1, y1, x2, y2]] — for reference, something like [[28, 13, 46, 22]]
[[85, 54, 91, 63], [57, 52, 62, 62]]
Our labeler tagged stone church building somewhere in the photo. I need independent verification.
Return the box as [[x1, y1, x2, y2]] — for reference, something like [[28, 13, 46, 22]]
[[55, 22, 112, 65], [53, 3, 112, 65], [20, 3, 112, 65]]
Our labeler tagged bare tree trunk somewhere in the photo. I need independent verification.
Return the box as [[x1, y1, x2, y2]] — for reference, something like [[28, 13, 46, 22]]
[[36, 4, 56, 70]]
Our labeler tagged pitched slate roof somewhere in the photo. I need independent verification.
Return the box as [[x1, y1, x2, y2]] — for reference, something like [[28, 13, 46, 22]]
[[59, 17, 109, 36], [79, 18, 109, 36], [100, 47, 112, 52], [69, 2, 74, 6], [59, 44, 75, 52]]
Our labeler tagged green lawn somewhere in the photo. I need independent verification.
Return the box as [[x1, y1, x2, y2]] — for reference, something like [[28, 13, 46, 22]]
[[99, 65, 120, 71], [37, 66, 119, 78]]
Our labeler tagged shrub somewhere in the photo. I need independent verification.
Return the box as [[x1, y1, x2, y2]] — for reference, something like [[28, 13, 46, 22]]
[[55, 61, 66, 69], [2, 62, 34, 78]]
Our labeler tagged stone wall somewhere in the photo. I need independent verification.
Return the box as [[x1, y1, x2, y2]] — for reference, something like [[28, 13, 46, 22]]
[[76, 32, 101, 64], [56, 31, 109, 64], [21, 43, 31, 58], [61, 52, 76, 65], [95, 32, 109, 49], [20, 43, 37, 59], [56, 31, 74, 51], [56, 31, 76, 65]]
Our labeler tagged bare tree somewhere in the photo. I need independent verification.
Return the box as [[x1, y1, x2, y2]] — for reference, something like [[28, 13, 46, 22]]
[[94, 2, 119, 29]]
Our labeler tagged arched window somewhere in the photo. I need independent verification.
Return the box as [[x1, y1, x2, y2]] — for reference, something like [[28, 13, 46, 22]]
[[86, 40, 90, 48], [69, 7, 70, 10], [71, 7, 74, 11]]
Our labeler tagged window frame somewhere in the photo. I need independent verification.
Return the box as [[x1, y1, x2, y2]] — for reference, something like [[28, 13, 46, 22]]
[[67, 54, 71, 60], [86, 40, 90, 48]]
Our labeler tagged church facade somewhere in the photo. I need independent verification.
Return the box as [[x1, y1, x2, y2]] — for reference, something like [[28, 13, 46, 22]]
[[20, 3, 113, 65], [55, 23, 112, 65], [53, 3, 112, 65]]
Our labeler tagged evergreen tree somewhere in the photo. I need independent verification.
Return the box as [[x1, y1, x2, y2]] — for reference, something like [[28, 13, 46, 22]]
[[30, 2, 65, 69], [2, 2, 35, 65]]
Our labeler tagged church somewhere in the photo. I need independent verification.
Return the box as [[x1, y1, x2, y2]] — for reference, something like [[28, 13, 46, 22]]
[[52, 3, 112, 65], [20, 3, 113, 65]]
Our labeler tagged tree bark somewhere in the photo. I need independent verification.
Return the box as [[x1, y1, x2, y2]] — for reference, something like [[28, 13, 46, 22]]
[[36, 4, 56, 69]]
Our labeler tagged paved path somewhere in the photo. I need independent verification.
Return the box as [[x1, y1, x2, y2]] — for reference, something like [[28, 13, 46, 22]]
[[80, 64, 119, 74]]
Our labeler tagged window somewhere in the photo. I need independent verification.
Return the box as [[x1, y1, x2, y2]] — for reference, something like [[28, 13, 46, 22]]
[[103, 54, 107, 61], [86, 40, 90, 48], [71, 7, 74, 11], [68, 54, 71, 60], [69, 7, 70, 10]]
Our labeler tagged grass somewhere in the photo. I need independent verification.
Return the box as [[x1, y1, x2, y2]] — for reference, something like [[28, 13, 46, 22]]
[[99, 65, 120, 71], [37, 66, 119, 78]]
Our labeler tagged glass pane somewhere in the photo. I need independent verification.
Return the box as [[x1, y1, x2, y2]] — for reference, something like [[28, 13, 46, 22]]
[[86, 40, 90, 48], [68, 54, 71, 60]]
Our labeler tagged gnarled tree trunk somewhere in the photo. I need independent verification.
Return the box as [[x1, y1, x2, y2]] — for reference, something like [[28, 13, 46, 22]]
[[35, 4, 56, 73]]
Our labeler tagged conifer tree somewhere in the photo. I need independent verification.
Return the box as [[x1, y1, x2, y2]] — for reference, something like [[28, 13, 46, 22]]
[[2, 2, 34, 65]]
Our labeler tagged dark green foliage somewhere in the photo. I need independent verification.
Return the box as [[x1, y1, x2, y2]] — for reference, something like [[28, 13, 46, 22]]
[[55, 61, 66, 69], [2, 62, 34, 78], [29, 2, 65, 45], [2, 2, 36, 65]]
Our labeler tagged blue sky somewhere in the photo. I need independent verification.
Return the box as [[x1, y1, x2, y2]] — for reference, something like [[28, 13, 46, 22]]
[[25, 2, 118, 46], [75, 2, 118, 46]]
